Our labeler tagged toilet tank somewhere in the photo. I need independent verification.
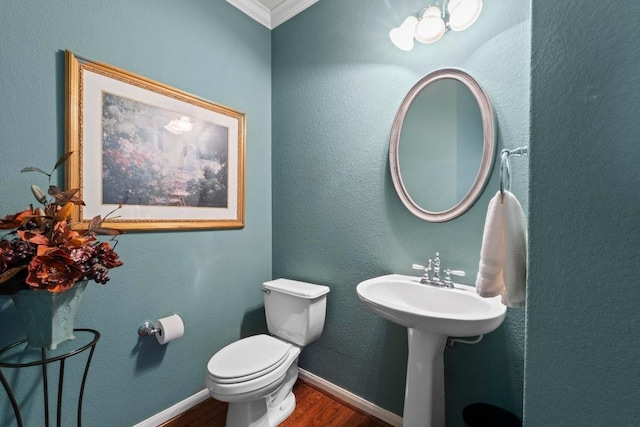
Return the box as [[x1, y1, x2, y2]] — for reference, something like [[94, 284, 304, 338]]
[[262, 278, 330, 346]]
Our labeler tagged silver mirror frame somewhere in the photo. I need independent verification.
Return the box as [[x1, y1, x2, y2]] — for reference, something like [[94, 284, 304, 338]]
[[389, 68, 496, 222]]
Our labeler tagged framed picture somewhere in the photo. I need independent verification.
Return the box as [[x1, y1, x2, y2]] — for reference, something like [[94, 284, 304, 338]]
[[65, 50, 245, 231]]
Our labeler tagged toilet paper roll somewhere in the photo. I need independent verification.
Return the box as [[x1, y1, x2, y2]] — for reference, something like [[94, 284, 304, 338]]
[[155, 314, 184, 345]]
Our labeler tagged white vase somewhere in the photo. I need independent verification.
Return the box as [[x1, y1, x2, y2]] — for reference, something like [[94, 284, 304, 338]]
[[11, 280, 88, 351]]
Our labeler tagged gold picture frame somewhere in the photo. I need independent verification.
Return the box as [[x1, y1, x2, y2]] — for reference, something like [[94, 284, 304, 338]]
[[65, 50, 245, 231]]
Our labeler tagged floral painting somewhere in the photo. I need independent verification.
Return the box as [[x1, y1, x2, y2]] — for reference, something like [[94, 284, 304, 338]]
[[101, 93, 229, 208], [65, 50, 245, 231]]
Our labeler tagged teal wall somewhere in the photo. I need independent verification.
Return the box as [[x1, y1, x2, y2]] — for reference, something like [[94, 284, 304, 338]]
[[272, 0, 529, 424], [526, 0, 640, 425], [0, 1, 272, 425], [10, 1, 635, 426]]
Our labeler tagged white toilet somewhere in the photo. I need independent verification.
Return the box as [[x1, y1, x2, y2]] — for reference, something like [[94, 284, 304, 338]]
[[206, 278, 330, 427]]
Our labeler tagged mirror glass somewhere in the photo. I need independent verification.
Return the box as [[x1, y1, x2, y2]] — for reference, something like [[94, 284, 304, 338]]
[[389, 69, 496, 222]]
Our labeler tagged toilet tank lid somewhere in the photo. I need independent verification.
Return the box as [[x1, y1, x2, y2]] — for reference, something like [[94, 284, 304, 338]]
[[263, 278, 330, 299]]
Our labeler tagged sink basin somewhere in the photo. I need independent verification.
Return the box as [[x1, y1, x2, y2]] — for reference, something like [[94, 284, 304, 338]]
[[357, 274, 506, 427], [356, 274, 506, 337]]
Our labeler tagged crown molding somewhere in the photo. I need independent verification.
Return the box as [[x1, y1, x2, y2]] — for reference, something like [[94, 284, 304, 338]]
[[270, 0, 318, 29], [226, 0, 271, 28], [226, 0, 319, 29]]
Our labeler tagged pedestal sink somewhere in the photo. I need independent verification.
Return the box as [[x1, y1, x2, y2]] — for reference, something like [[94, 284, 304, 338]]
[[356, 274, 506, 427]]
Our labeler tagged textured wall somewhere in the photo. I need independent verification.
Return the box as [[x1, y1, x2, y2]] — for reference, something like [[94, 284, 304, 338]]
[[272, 0, 530, 424], [0, 1, 271, 425], [526, 1, 640, 425]]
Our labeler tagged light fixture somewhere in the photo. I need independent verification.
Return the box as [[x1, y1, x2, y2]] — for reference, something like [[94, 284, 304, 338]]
[[389, 0, 483, 50], [165, 116, 195, 134], [389, 16, 419, 51], [415, 6, 446, 44], [448, 0, 483, 31]]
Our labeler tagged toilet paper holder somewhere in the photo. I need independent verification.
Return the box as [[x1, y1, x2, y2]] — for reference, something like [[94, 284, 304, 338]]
[[137, 314, 184, 345], [138, 320, 160, 337]]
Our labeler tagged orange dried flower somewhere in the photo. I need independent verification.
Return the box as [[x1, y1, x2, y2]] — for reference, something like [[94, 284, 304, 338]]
[[25, 248, 84, 293], [0, 152, 124, 294]]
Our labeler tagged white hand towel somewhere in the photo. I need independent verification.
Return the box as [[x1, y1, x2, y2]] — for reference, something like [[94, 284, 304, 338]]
[[502, 191, 527, 307], [476, 192, 505, 298], [476, 191, 527, 308]]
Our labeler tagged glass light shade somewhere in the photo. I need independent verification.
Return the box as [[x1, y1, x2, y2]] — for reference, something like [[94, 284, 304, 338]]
[[415, 6, 445, 44], [447, 0, 483, 31], [390, 15, 418, 51]]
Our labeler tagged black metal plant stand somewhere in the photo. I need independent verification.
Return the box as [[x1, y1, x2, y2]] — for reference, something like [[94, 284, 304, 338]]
[[0, 329, 100, 427]]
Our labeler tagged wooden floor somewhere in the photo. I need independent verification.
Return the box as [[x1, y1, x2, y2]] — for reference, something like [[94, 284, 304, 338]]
[[161, 380, 393, 427]]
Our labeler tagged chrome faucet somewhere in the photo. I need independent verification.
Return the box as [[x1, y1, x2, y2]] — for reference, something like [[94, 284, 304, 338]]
[[412, 252, 465, 288], [422, 258, 433, 284], [432, 252, 441, 284]]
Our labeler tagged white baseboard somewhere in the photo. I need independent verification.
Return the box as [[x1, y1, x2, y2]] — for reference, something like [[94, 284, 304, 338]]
[[298, 369, 403, 427], [133, 371, 403, 427], [132, 388, 209, 427]]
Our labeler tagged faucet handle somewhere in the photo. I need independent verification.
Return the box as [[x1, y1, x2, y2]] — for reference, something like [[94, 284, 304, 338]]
[[411, 259, 433, 271], [443, 269, 465, 287], [412, 259, 433, 284], [446, 269, 465, 277]]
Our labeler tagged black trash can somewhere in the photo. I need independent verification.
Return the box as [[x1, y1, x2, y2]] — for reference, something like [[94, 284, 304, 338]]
[[462, 403, 522, 427]]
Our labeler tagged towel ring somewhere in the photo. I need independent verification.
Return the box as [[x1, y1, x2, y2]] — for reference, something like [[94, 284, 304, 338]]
[[500, 147, 528, 201], [500, 150, 511, 196]]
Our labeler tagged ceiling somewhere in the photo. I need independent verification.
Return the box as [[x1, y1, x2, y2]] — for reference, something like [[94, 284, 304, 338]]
[[226, 0, 319, 30]]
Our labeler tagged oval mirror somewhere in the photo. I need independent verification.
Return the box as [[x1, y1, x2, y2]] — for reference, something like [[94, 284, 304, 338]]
[[389, 68, 496, 222]]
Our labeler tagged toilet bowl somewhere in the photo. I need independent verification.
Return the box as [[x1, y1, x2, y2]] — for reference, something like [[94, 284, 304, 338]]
[[207, 334, 301, 426], [206, 278, 330, 427]]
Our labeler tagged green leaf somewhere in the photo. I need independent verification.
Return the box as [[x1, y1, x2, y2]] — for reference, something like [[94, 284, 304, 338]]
[[20, 167, 50, 176], [53, 152, 74, 171]]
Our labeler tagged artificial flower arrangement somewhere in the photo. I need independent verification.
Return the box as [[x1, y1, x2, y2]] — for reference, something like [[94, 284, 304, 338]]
[[0, 152, 123, 294]]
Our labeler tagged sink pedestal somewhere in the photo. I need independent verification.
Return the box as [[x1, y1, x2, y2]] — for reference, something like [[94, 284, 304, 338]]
[[356, 275, 507, 427], [404, 328, 447, 427]]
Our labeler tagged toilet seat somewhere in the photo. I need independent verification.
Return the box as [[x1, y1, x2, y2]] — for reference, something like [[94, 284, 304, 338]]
[[207, 335, 301, 398], [207, 334, 291, 384], [208, 335, 291, 384]]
